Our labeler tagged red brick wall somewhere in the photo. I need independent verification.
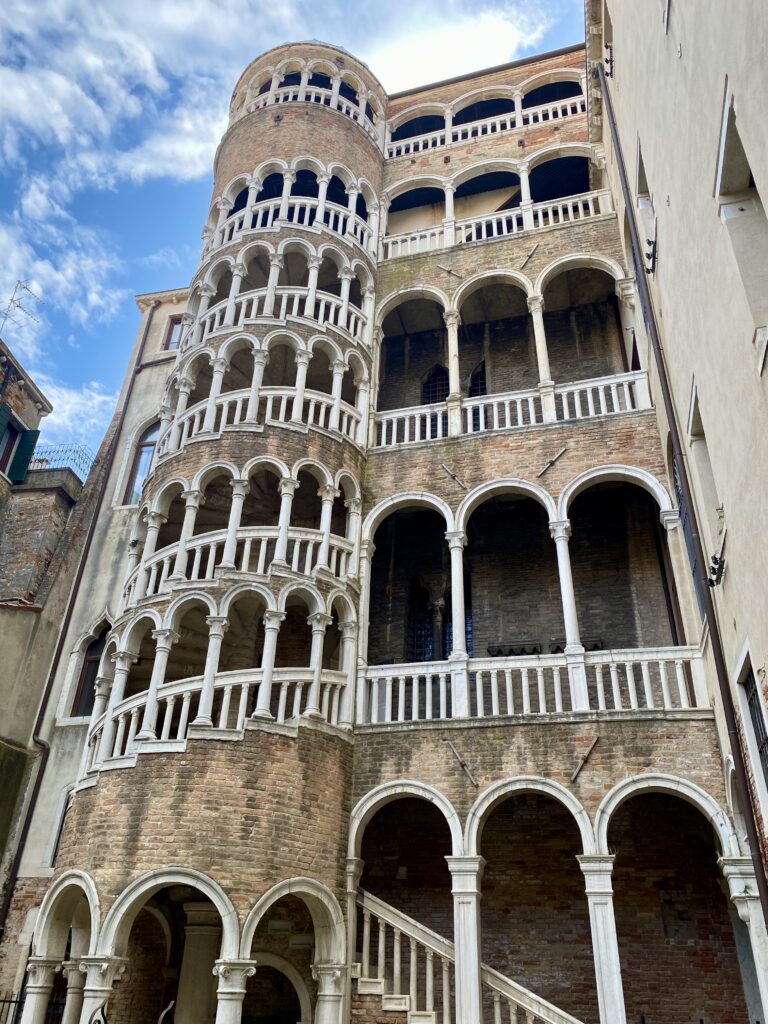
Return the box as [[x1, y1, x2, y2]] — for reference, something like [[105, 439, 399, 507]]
[[108, 909, 168, 1024]]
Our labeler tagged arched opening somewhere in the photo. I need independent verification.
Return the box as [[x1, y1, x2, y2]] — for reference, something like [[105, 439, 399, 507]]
[[387, 187, 445, 238], [165, 599, 210, 683], [609, 793, 755, 1023], [219, 591, 267, 672], [263, 342, 298, 388], [256, 173, 284, 204], [291, 470, 323, 531], [455, 170, 521, 224], [453, 96, 516, 126], [290, 168, 319, 200], [391, 113, 445, 142], [156, 483, 187, 551], [210, 265, 233, 310], [465, 494, 561, 666], [522, 80, 582, 108], [228, 186, 249, 218], [529, 156, 590, 204], [243, 964, 304, 1024], [241, 248, 271, 292], [542, 267, 626, 392], [458, 282, 535, 401], [306, 344, 334, 396], [186, 355, 214, 409], [368, 508, 451, 665], [274, 593, 314, 668], [71, 624, 110, 718], [479, 793, 597, 1022], [379, 298, 447, 414], [192, 473, 233, 537], [569, 482, 679, 652], [123, 619, 158, 699], [278, 248, 310, 288], [221, 344, 254, 397], [236, 467, 282, 573], [326, 174, 349, 210]]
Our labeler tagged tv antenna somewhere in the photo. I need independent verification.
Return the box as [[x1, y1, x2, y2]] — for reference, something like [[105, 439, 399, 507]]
[[0, 279, 43, 335]]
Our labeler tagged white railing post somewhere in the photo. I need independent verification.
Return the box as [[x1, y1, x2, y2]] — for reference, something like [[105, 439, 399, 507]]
[[193, 617, 230, 727], [220, 478, 248, 568], [246, 350, 269, 421], [169, 489, 202, 580], [446, 856, 485, 1024], [578, 856, 628, 1024], [136, 629, 179, 740], [202, 357, 228, 433], [252, 610, 286, 719]]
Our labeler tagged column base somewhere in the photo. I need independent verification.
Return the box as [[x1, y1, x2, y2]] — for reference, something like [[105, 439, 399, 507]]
[[250, 709, 274, 721], [192, 715, 214, 728], [302, 708, 323, 721], [135, 729, 156, 742]]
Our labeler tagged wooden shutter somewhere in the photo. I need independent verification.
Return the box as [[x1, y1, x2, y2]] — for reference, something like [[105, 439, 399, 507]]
[[8, 429, 40, 483]]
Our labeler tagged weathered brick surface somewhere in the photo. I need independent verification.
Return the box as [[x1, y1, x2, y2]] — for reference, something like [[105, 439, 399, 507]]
[[108, 909, 168, 1024], [0, 876, 50, 993], [350, 992, 406, 1024]]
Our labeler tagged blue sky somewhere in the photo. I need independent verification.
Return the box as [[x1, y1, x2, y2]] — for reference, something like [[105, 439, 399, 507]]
[[0, 0, 583, 453]]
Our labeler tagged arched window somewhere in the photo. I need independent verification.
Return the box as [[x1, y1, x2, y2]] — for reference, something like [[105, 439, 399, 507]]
[[71, 625, 109, 717], [421, 365, 449, 405], [124, 422, 160, 505]]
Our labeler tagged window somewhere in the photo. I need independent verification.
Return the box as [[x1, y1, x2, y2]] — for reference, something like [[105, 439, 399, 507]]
[[0, 415, 20, 475], [688, 392, 723, 548], [123, 421, 160, 505], [715, 89, 768, 333], [743, 665, 768, 791], [165, 317, 184, 350], [71, 627, 109, 717], [421, 365, 449, 405], [0, 402, 39, 482]]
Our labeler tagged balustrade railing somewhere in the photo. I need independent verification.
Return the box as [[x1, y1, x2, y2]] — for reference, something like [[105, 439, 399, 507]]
[[124, 525, 353, 605], [86, 667, 347, 769], [357, 890, 585, 1024], [357, 646, 705, 725], [385, 94, 586, 158], [373, 372, 648, 449], [210, 197, 372, 254], [250, 85, 380, 143], [382, 188, 611, 261], [199, 286, 367, 345], [156, 385, 360, 458]]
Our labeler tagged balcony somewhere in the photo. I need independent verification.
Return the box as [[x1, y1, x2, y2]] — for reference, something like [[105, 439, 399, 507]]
[[373, 370, 650, 447], [252, 84, 381, 144]]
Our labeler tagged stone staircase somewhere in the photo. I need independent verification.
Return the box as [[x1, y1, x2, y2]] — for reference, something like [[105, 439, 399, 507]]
[[355, 890, 586, 1024]]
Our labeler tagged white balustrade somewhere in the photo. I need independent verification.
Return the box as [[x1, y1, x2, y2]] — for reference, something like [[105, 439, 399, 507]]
[[375, 403, 449, 446], [554, 370, 649, 420], [87, 667, 347, 766], [385, 94, 586, 159], [357, 889, 586, 1024], [123, 525, 353, 605], [207, 197, 372, 254], [382, 188, 610, 261], [464, 390, 541, 433], [357, 647, 704, 725], [252, 85, 379, 142]]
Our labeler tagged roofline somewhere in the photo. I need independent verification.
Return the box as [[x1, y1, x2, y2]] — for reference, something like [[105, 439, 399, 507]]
[[0, 338, 53, 413], [232, 39, 387, 99], [134, 286, 189, 305], [388, 41, 585, 100]]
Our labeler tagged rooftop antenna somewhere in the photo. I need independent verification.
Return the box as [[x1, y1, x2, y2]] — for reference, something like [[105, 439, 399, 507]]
[[0, 279, 43, 336]]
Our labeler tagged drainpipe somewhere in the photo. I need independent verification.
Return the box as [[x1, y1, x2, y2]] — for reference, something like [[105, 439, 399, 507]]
[[0, 300, 161, 940], [597, 62, 768, 919]]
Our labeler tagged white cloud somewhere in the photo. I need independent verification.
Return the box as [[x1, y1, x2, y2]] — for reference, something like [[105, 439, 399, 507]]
[[35, 374, 118, 449]]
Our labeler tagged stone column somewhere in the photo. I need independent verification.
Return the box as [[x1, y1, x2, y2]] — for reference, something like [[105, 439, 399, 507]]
[[446, 857, 485, 1024], [513, 90, 524, 126], [549, 520, 588, 709], [297, 69, 309, 101], [194, 618, 229, 727], [328, 361, 347, 432], [527, 295, 556, 422], [252, 611, 285, 718], [267, 72, 279, 103], [220, 479, 249, 568], [277, 171, 296, 222], [337, 268, 354, 331], [77, 957, 127, 1024], [578, 856, 627, 1024], [377, 198, 389, 260], [362, 286, 376, 348], [303, 256, 322, 318], [316, 175, 330, 223], [444, 312, 462, 437], [133, 511, 166, 601], [136, 629, 179, 740], [330, 76, 341, 108], [291, 351, 311, 423], [338, 621, 357, 726], [443, 183, 456, 246], [367, 203, 379, 256], [60, 961, 85, 1024], [345, 188, 359, 240], [193, 286, 216, 346], [273, 478, 297, 565], [344, 497, 362, 578], [212, 960, 257, 1024], [312, 964, 344, 1024], [215, 198, 233, 245], [264, 254, 284, 317], [170, 489, 202, 580], [316, 485, 340, 570], [719, 856, 768, 1015], [445, 532, 467, 657], [202, 357, 228, 433], [444, 108, 454, 138], [304, 613, 332, 718], [19, 958, 60, 1024], [176, 905, 222, 1024], [355, 378, 370, 446], [79, 677, 110, 774], [169, 377, 193, 451], [98, 652, 134, 761], [246, 350, 269, 421], [224, 262, 245, 327], [519, 163, 534, 229], [246, 176, 260, 212]]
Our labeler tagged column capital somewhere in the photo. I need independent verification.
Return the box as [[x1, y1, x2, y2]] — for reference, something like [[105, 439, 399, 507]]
[[549, 519, 572, 542], [144, 510, 167, 530], [294, 350, 312, 367], [527, 294, 545, 314], [513, 89, 525, 102], [311, 962, 345, 991], [206, 616, 230, 639], [246, 174, 261, 189], [442, 180, 456, 194], [279, 476, 299, 496], [718, 855, 761, 922], [331, 358, 347, 375], [577, 854, 616, 893], [179, 374, 195, 392], [151, 628, 180, 650], [212, 958, 258, 987], [344, 496, 362, 513], [319, 484, 340, 502], [61, 959, 86, 985], [215, 197, 233, 213], [232, 261, 246, 278], [181, 312, 195, 327], [182, 488, 202, 508], [353, 376, 369, 391], [338, 619, 356, 637], [307, 254, 323, 270], [445, 530, 466, 550], [113, 650, 135, 671], [210, 356, 229, 373], [26, 957, 61, 985], [201, 284, 217, 299], [660, 508, 680, 531], [615, 277, 637, 306], [445, 854, 486, 887], [316, 173, 330, 186], [263, 609, 287, 630], [253, 348, 270, 366], [443, 310, 461, 329], [268, 253, 285, 269], [346, 856, 364, 891], [339, 267, 355, 281], [308, 611, 333, 631], [363, 284, 376, 300], [283, 169, 297, 184], [78, 955, 128, 988], [229, 477, 249, 498]]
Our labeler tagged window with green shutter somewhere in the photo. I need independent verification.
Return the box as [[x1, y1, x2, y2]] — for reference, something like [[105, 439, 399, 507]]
[[7, 428, 40, 483]]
